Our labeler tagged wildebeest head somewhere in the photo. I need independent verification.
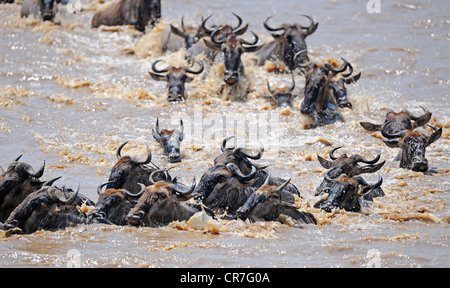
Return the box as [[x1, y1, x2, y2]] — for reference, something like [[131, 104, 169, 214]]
[[263, 15, 318, 69], [149, 59, 204, 102], [204, 29, 263, 85], [300, 58, 360, 115], [2, 179, 85, 234], [152, 118, 184, 163], [318, 167, 383, 212], [360, 106, 432, 133], [170, 16, 204, 50], [381, 123, 442, 172], [126, 177, 197, 227], [89, 182, 144, 225], [0, 156, 46, 222], [265, 76, 297, 108], [105, 141, 155, 194]]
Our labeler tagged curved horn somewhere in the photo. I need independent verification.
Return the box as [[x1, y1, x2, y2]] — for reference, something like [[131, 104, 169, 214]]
[[184, 61, 204, 74], [221, 136, 235, 152], [297, 14, 315, 30], [43, 176, 62, 187], [28, 160, 45, 178], [289, 75, 295, 92], [274, 178, 291, 193], [266, 79, 274, 94], [200, 15, 214, 35], [353, 151, 381, 164], [263, 16, 285, 32], [263, 174, 271, 186], [124, 184, 146, 199], [131, 144, 152, 165], [239, 31, 259, 46], [226, 163, 257, 182], [116, 141, 129, 160], [210, 27, 227, 46], [381, 121, 407, 139], [64, 184, 80, 205], [355, 174, 383, 189], [233, 144, 264, 160], [96, 182, 110, 196], [341, 61, 354, 78], [231, 12, 243, 31], [329, 147, 341, 160], [151, 60, 172, 74], [14, 155, 23, 162], [170, 177, 196, 195], [323, 57, 349, 74]]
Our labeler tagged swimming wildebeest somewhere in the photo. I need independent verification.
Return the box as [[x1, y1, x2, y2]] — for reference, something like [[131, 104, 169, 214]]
[[152, 118, 185, 163], [0, 156, 46, 222], [161, 16, 205, 52], [148, 59, 204, 102], [91, 0, 161, 32], [20, 0, 58, 22], [255, 15, 318, 70], [264, 76, 297, 108]]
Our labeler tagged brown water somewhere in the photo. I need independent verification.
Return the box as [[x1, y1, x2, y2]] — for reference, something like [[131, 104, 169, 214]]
[[0, 0, 449, 267]]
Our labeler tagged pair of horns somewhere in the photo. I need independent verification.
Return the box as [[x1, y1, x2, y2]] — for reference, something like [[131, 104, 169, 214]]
[[221, 136, 264, 160], [151, 59, 204, 75], [116, 141, 152, 165]]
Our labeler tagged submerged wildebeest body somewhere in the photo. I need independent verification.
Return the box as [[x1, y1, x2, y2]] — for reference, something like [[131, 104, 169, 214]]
[[91, 0, 161, 32], [236, 176, 317, 226], [126, 178, 209, 227], [315, 167, 383, 212], [1, 180, 91, 234], [148, 60, 204, 102], [300, 58, 361, 127], [255, 15, 318, 71], [264, 76, 297, 108], [161, 16, 204, 52], [21, 0, 57, 22], [88, 182, 143, 225], [0, 156, 46, 222], [360, 106, 432, 134], [316, 147, 385, 201], [152, 118, 185, 163], [105, 141, 156, 194], [381, 123, 442, 172]]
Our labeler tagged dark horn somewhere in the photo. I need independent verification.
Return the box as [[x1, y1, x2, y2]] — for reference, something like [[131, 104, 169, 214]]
[[239, 31, 259, 46], [274, 178, 291, 193], [64, 184, 80, 205], [116, 141, 129, 160], [354, 151, 381, 164], [323, 57, 349, 74], [221, 136, 235, 152], [381, 121, 407, 139], [329, 147, 341, 160], [298, 14, 315, 30], [97, 182, 111, 195], [151, 60, 172, 74], [184, 61, 204, 74], [231, 12, 243, 31], [263, 16, 285, 32], [226, 163, 257, 182], [43, 176, 62, 187], [200, 15, 214, 35]]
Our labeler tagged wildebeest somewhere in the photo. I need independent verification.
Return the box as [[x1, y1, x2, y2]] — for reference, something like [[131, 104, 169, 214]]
[[126, 178, 202, 227], [20, 0, 57, 22], [360, 106, 432, 134], [381, 123, 442, 172], [0, 156, 46, 222], [152, 118, 184, 163], [88, 182, 142, 225], [316, 147, 385, 200], [300, 58, 361, 127], [204, 28, 263, 100], [0, 180, 90, 234], [161, 16, 204, 52], [91, 0, 161, 32], [236, 176, 317, 226], [264, 76, 297, 108], [105, 141, 156, 194], [255, 15, 318, 70], [315, 167, 383, 212], [148, 59, 204, 102], [186, 12, 249, 64]]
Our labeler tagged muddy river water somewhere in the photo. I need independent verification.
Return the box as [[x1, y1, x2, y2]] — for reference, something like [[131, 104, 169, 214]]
[[0, 0, 449, 267]]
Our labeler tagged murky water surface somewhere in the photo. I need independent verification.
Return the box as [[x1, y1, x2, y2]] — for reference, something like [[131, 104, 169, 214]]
[[0, 0, 449, 267]]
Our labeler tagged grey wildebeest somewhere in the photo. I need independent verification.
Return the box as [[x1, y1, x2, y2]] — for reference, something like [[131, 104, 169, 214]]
[[152, 118, 184, 163], [105, 141, 157, 194], [381, 122, 442, 172], [264, 76, 297, 108], [300, 58, 361, 127], [236, 176, 317, 226], [148, 59, 204, 102], [315, 167, 383, 212], [255, 15, 318, 71], [360, 106, 432, 134], [204, 28, 263, 101], [186, 12, 249, 64], [126, 178, 205, 227], [0, 156, 46, 222], [0, 179, 91, 234], [88, 182, 144, 225], [91, 0, 161, 32], [20, 0, 57, 22], [161, 16, 204, 52], [316, 147, 385, 201]]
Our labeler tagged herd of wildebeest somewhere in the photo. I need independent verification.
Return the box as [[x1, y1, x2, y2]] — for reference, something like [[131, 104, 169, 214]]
[[0, 0, 444, 235]]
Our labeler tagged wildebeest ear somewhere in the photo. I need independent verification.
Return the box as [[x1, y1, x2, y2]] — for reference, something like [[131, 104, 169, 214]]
[[345, 72, 361, 84], [360, 122, 381, 132], [382, 139, 399, 148], [148, 71, 167, 82], [184, 76, 194, 83], [203, 39, 221, 51], [317, 155, 332, 169], [427, 128, 442, 146]]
